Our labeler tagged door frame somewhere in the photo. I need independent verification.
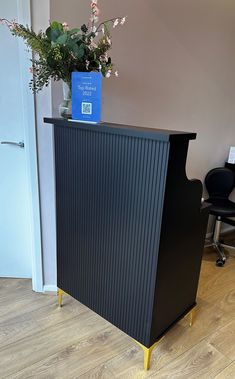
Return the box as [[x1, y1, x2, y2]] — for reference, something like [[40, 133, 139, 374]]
[[17, 0, 43, 292]]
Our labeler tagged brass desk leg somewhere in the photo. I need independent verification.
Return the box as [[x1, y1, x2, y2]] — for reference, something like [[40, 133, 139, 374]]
[[135, 338, 163, 370], [188, 307, 196, 327], [58, 288, 65, 307], [135, 307, 196, 370]]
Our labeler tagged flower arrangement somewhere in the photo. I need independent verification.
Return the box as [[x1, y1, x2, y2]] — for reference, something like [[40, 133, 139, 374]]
[[0, 0, 126, 93]]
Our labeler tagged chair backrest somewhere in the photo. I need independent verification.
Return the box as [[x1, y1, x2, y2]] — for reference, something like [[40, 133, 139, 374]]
[[205, 167, 235, 200]]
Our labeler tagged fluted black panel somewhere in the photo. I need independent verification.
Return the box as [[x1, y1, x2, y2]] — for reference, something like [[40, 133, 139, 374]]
[[54, 126, 169, 346], [46, 118, 210, 348]]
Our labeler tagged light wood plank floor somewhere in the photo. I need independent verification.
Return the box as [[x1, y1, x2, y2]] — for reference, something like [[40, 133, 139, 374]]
[[1, 246, 235, 378]]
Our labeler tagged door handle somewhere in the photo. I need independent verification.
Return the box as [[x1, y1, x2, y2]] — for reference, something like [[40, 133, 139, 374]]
[[1, 141, 24, 148]]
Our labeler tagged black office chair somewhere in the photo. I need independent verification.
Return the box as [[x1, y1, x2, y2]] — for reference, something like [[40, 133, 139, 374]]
[[204, 167, 235, 266]]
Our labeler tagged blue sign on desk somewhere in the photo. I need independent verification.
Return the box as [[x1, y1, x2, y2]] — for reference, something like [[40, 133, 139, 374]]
[[72, 72, 102, 123]]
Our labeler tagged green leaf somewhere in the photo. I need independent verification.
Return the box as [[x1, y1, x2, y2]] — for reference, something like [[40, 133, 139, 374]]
[[46, 54, 56, 67], [56, 33, 68, 45], [103, 22, 110, 33], [46, 22, 63, 42], [76, 46, 85, 59], [51, 28, 62, 42], [72, 44, 80, 54], [69, 28, 81, 34], [46, 26, 61, 42], [50, 21, 63, 31], [68, 34, 82, 44], [66, 40, 79, 54]]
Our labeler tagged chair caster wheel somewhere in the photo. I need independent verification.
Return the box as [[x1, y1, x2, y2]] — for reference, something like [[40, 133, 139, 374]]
[[216, 259, 225, 267]]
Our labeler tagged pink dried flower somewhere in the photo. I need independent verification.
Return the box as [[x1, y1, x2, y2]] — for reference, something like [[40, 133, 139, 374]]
[[113, 19, 119, 28], [90, 40, 98, 49], [106, 36, 111, 45], [91, 1, 100, 23], [62, 22, 69, 31], [90, 15, 99, 25], [106, 69, 112, 78], [9, 22, 18, 31], [91, 2, 99, 15]]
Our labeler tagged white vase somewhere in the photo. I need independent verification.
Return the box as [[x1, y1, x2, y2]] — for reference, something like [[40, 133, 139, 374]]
[[59, 81, 72, 119]]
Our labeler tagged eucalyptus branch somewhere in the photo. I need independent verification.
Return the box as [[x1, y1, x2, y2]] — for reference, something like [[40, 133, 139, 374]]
[[1, 18, 46, 55]]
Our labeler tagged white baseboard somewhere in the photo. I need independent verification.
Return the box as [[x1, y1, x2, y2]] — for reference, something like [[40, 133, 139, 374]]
[[43, 284, 57, 293]]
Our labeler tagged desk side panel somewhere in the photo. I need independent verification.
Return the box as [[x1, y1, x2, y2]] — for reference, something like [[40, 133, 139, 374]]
[[150, 140, 209, 345], [54, 125, 169, 346]]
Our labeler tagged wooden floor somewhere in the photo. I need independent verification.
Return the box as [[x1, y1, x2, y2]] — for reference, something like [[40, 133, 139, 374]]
[[1, 246, 235, 378]]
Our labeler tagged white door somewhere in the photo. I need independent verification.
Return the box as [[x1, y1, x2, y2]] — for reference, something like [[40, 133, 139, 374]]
[[0, 1, 32, 277]]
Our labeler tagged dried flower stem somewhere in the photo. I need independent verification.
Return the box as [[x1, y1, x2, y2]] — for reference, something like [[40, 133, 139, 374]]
[[95, 17, 124, 33]]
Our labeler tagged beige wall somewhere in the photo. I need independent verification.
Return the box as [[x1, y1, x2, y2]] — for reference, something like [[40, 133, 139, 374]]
[[34, 0, 235, 287], [51, 0, 235, 184]]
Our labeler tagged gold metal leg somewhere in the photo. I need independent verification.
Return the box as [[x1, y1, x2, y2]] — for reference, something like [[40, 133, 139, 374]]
[[58, 288, 65, 307], [135, 338, 163, 370], [135, 307, 196, 370], [189, 307, 196, 327]]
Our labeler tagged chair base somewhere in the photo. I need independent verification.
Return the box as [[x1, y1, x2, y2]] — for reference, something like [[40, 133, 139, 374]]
[[205, 240, 226, 266], [205, 216, 235, 266], [205, 240, 235, 266]]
